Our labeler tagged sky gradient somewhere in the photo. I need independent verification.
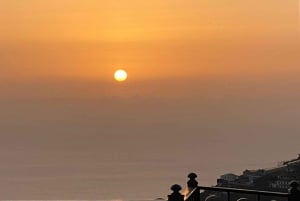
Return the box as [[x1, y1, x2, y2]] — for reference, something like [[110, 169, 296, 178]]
[[0, 0, 300, 199]]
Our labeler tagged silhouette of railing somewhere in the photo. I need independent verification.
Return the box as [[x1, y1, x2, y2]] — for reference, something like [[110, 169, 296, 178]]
[[168, 173, 300, 201]]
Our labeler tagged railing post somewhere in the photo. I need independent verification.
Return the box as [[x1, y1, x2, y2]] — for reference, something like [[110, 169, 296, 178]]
[[187, 173, 198, 190], [168, 184, 184, 201], [288, 181, 300, 201], [186, 173, 200, 201]]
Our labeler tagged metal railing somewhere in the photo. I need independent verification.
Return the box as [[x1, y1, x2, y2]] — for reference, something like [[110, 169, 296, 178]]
[[167, 173, 300, 201]]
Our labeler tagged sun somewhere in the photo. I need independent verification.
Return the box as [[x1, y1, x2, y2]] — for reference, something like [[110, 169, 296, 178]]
[[114, 69, 128, 82]]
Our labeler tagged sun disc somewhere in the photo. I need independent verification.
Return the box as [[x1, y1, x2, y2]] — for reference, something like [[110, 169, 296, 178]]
[[114, 69, 128, 82]]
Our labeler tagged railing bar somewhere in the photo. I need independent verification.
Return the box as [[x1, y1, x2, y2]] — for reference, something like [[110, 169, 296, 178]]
[[199, 190, 200, 201], [198, 186, 288, 197], [227, 191, 230, 201], [257, 194, 261, 201]]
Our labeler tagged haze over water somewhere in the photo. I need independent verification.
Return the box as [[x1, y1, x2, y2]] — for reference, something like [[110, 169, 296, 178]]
[[0, 0, 299, 200]]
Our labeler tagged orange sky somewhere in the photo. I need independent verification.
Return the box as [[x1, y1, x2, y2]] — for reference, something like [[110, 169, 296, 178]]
[[0, 0, 299, 81], [0, 0, 298, 41]]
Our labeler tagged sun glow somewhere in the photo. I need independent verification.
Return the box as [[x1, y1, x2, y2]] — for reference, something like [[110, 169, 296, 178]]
[[114, 69, 128, 82]]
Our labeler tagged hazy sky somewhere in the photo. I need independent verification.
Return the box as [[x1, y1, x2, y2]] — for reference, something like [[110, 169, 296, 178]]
[[0, 0, 299, 199]]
